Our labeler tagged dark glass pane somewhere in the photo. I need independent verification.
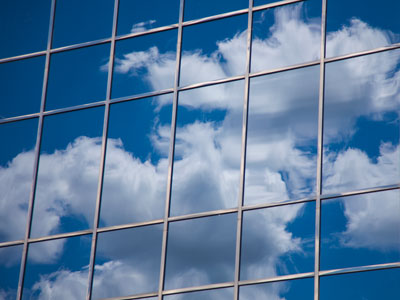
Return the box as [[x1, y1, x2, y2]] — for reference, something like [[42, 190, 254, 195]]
[[0, 118, 38, 242], [164, 288, 233, 300], [22, 235, 91, 299], [0, 56, 45, 118], [245, 66, 319, 206], [0, 245, 23, 300], [100, 96, 172, 227], [251, 0, 321, 73], [117, 0, 180, 35], [31, 107, 104, 238], [184, 0, 248, 21], [170, 80, 244, 216], [180, 15, 248, 86], [164, 214, 237, 290], [320, 268, 400, 300], [241, 202, 315, 280], [326, 0, 400, 58], [112, 30, 177, 99], [92, 224, 163, 299], [46, 44, 110, 110], [52, 0, 114, 48], [322, 49, 400, 194], [239, 278, 314, 299], [321, 190, 400, 270], [0, 0, 51, 58]]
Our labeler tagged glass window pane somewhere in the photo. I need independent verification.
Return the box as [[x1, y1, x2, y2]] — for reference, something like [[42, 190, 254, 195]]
[[46, 44, 110, 110], [326, 0, 400, 58], [180, 15, 248, 86], [52, 0, 114, 48], [184, 0, 248, 21], [0, 0, 51, 59], [112, 30, 177, 99], [320, 268, 400, 300], [22, 235, 91, 299], [0, 245, 23, 300], [0, 118, 38, 243], [241, 202, 315, 281], [92, 224, 163, 299], [100, 95, 172, 227], [245, 66, 319, 206], [164, 214, 237, 290], [322, 49, 400, 194], [251, 0, 321, 73], [239, 278, 314, 299], [0, 56, 45, 118], [321, 190, 400, 270], [170, 80, 244, 216], [164, 288, 233, 300], [31, 107, 104, 238], [117, 0, 180, 36]]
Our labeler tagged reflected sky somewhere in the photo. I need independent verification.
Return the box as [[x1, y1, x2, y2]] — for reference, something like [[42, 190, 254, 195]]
[[164, 288, 233, 300], [184, 0, 247, 21], [0, 245, 23, 300]]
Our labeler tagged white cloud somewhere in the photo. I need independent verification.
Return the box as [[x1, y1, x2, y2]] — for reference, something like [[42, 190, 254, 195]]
[[130, 20, 156, 33]]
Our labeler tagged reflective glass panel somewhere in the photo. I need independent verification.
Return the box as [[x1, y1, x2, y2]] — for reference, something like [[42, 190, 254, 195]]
[[251, 0, 321, 73], [100, 96, 172, 227], [184, 0, 248, 21], [164, 213, 237, 290], [31, 107, 104, 238], [326, 0, 400, 58], [92, 224, 163, 299], [164, 288, 233, 300], [0, 245, 23, 300], [117, 0, 180, 35], [180, 15, 248, 86], [170, 80, 244, 216], [0, 56, 45, 118], [253, 0, 280, 6], [322, 50, 400, 194], [46, 44, 110, 110], [320, 268, 400, 300], [239, 277, 314, 299], [52, 0, 114, 48], [241, 202, 315, 280], [112, 30, 177, 99], [321, 190, 400, 270], [0, 0, 51, 59], [22, 235, 91, 300], [0, 118, 38, 242], [245, 66, 319, 206]]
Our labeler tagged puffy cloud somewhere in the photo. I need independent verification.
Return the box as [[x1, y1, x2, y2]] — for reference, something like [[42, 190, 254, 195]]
[[130, 20, 156, 33]]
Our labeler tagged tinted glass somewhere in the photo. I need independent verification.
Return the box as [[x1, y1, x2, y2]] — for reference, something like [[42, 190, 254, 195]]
[[164, 288, 233, 300], [100, 96, 172, 227], [322, 49, 400, 194], [46, 44, 110, 110], [52, 0, 114, 48], [0, 245, 23, 300], [0, 0, 51, 58], [31, 107, 104, 238], [245, 66, 319, 206], [326, 0, 400, 58], [184, 0, 248, 20], [180, 14, 248, 86], [251, 0, 321, 73], [0, 118, 38, 242], [0, 56, 45, 118], [164, 214, 237, 290], [22, 235, 91, 299], [241, 202, 315, 280], [112, 30, 177, 99], [117, 0, 180, 35], [321, 190, 400, 270], [170, 80, 244, 216], [92, 224, 163, 299]]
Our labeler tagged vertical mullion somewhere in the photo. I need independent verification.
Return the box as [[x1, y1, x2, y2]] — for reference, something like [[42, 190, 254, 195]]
[[315, 0, 327, 299], [158, 0, 185, 299], [16, 0, 57, 299], [85, 0, 120, 299], [234, 1, 254, 299]]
